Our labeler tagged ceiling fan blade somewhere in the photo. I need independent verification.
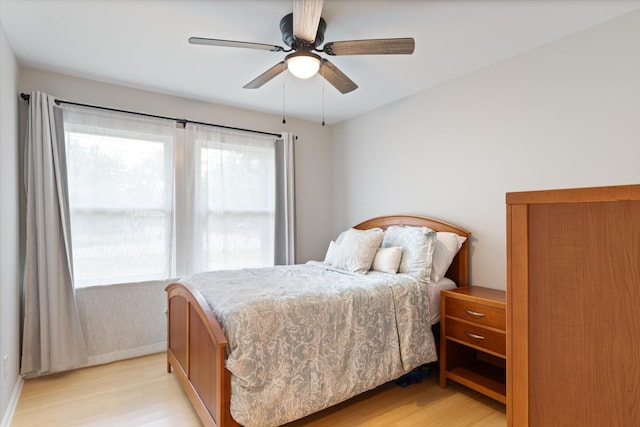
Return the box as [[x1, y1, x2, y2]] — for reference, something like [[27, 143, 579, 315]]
[[243, 61, 286, 89], [323, 38, 415, 56], [320, 59, 357, 94], [293, 0, 324, 43], [189, 37, 285, 52]]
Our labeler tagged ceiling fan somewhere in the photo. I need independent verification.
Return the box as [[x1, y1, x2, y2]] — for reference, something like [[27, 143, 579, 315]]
[[188, 0, 415, 94]]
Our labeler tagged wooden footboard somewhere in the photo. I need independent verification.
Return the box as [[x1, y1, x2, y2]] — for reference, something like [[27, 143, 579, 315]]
[[166, 282, 240, 427]]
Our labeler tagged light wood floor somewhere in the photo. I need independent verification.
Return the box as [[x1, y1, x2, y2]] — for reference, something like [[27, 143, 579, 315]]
[[12, 353, 506, 426]]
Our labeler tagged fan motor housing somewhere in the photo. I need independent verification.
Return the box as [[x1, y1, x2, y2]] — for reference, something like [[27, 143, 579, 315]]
[[280, 13, 326, 48]]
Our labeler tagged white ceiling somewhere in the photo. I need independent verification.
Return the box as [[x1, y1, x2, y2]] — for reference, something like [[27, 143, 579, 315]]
[[2, 0, 639, 124]]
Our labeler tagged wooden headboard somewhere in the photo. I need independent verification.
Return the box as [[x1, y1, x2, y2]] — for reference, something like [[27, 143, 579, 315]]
[[353, 214, 471, 286]]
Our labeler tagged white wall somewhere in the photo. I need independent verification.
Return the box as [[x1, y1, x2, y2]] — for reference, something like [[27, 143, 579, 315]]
[[0, 20, 21, 425], [332, 10, 640, 290]]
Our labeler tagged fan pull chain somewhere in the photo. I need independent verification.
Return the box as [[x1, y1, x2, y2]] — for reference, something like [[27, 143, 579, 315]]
[[321, 66, 326, 126], [282, 63, 287, 124]]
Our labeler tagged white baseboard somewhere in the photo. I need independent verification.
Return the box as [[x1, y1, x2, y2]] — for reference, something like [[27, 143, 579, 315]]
[[87, 341, 166, 367], [0, 375, 24, 427]]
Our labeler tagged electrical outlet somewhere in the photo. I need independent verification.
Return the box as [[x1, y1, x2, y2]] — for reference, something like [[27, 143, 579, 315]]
[[3, 354, 8, 379]]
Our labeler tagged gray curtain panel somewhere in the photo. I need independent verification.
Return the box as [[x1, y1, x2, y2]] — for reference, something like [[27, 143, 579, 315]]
[[21, 91, 88, 377], [274, 132, 295, 265]]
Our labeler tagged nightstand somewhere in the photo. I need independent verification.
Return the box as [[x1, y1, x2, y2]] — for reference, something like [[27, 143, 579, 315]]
[[439, 286, 506, 404]]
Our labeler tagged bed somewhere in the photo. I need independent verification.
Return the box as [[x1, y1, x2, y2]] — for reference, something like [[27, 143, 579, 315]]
[[166, 214, 470, 427]]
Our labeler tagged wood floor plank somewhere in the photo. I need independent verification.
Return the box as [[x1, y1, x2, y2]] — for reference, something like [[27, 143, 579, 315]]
[[12, 353, 506, 426], [12, 353, 201, 427]]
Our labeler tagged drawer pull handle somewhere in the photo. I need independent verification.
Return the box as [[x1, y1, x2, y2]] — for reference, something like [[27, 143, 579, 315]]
[[464, 309, 485, 318], [464, 331, 485, 340]]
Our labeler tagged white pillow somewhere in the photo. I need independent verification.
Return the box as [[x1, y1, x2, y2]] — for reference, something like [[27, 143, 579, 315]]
[[372, 247, 403, 274], [430, 232, 467, 282], [332, 227, 384, 274], [323, 240, 340, 265], [381, 225, 437, 283]]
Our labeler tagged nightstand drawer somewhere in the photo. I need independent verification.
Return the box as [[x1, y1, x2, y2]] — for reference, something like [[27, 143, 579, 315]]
[[445, 318, 506, 356], [445, 298, 505, 330]]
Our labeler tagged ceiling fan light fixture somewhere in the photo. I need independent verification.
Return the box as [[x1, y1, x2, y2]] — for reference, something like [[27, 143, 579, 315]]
[[285, 51, 321, 79]]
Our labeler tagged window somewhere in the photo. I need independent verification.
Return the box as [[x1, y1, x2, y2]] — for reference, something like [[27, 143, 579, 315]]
[[63, 107, 175, 287], [184, 124, 276, 272], [61, 106, 292, 288]]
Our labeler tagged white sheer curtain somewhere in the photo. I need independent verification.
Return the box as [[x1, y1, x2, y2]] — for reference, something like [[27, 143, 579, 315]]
[[20, 93, 296, 374], [183, 124, 280, 273], [60, 105, 176, 287], [21, 91, 88, 377]]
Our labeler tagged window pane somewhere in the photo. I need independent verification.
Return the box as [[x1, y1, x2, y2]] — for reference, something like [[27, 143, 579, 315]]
[[67, 135, 168, 209], [69, 208, 171, 285], [203, 146, 274, 212], [205, 212, 274, 270]]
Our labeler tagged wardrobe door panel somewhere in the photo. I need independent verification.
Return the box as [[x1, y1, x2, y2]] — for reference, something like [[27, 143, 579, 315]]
[[527, 201, 640, 426]]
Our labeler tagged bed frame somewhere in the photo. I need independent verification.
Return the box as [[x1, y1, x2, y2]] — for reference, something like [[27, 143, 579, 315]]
[[166, 214, 470, 427]]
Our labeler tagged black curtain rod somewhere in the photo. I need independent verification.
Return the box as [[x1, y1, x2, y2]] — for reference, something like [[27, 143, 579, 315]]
[[20, 93, 282, 138]]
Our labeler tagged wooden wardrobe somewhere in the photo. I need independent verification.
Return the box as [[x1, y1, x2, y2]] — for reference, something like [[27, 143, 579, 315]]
[[506, 184, 640, 426]]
